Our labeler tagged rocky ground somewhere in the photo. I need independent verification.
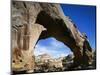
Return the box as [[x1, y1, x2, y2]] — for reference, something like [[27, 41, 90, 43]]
[[12, 62, 96, 74]]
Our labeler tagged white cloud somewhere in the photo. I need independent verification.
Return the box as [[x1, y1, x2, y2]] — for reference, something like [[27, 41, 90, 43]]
[[49, 38, 65, 48], [34, 44, 70, 58], [34, 44, 57, 56], [34, 45, 48, 56], [34, 37, 72, 58]]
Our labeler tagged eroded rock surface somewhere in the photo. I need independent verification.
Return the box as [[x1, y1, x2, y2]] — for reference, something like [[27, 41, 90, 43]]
[[12, 1, 93, 73]]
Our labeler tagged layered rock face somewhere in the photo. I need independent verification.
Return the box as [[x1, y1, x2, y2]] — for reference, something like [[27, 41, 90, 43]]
[[12, 1, 93, 73]]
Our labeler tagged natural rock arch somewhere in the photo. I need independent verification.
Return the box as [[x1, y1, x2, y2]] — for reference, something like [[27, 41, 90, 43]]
[[35, 10, 92, 67], [12, 1, 93, 73]]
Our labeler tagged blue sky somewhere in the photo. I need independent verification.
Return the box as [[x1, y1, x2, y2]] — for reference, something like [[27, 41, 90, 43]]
[[34, 38, 72, 58], [34, 4, 96, 58], [61, 4, 96, 49]]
